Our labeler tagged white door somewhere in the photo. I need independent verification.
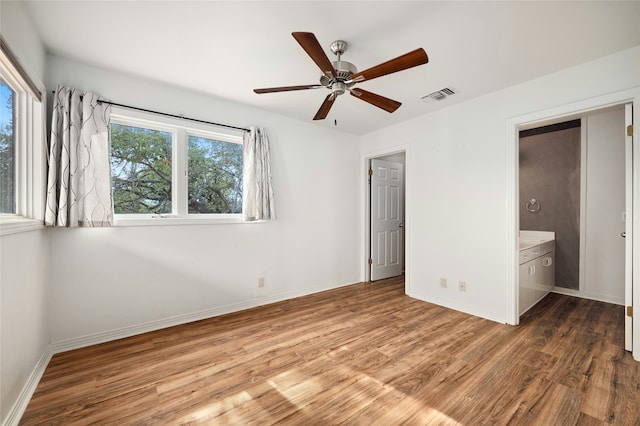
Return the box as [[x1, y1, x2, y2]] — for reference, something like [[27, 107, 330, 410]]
[[583, 107, 626, 304], [624, 103, 633, 351], [370, 158, 404, 281]]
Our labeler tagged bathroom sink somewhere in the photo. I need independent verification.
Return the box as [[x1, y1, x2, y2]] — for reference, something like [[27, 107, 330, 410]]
[[519, 240, 541, 250], [519, 239, 549, 249], [519, 230, 555, 251]]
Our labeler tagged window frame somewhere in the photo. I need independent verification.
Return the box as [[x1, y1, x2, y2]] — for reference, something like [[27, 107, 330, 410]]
[[110, 107, 245, 226], [0, 39, 46, 236]]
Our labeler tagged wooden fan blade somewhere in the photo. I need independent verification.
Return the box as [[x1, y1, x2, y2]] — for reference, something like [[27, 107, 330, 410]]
[[350, 89, 401, 113], [254, 85, 323, 94], [292, 32, 337, 78], [351, 48, 428, 83], [313, 94, 336, 120]]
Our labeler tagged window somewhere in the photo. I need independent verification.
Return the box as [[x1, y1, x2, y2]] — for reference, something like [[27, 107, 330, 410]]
[[110, 109, 244, 224], [0, 38, 45, 235], [110, 123, 173, 215], [188, 135, 242, 214]]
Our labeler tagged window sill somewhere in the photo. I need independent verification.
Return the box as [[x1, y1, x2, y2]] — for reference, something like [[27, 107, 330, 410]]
[[114, 215, 265, 227], [0, 216, 45, 236]]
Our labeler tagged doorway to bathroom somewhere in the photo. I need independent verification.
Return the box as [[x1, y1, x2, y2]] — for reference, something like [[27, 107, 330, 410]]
[[519, 106, 629, 302], [510, 96, 636, 356]]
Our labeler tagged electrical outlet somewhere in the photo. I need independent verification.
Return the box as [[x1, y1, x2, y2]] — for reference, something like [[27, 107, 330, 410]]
[[258, 277, 265, 288], [440, 277, 447, 288], [458, 281, 466, 292]]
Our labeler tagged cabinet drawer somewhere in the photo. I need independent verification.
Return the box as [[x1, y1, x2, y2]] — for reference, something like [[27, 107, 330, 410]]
[[519, 240, 555, 264]]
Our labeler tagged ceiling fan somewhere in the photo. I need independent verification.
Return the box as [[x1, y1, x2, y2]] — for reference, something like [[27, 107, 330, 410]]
[[253, 32, 429, 120]]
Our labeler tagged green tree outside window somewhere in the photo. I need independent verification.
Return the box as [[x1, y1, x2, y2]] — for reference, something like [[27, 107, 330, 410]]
[[0, 79, 15, 214], [110, 123, 243, 215]]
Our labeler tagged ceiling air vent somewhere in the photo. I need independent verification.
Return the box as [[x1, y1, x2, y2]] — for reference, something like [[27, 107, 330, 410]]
[[421, 87, 457, 103]]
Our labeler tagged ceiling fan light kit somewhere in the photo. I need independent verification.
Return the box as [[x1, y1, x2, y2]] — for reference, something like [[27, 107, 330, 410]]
[[254, 32, 429, 121]]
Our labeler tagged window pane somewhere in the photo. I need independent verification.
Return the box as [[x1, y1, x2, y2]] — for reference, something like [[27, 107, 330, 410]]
[[110, 123, 172, 214], [0, 79, 15, 214], [188, 136, 242, 214]]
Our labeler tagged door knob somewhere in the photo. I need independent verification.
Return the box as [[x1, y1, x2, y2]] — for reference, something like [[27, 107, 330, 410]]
[[621, 232, 626, 238], [399, 224, 404, 228]]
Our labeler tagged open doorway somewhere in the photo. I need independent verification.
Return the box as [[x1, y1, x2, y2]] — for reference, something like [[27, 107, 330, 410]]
[[511, 99, 635, 356], [365, 151, 406, 282]]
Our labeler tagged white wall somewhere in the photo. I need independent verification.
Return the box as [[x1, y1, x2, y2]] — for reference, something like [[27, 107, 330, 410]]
[[45, 55, 361, 345], [361, 46, 640, 324], [0, 2, 49, 424], [0, 232, 49, 423]]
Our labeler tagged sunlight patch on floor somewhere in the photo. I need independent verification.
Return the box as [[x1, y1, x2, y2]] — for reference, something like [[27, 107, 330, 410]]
[[176, 357, 460, 424], [266, 368, 323, 408], [176, 390, 255, 423]]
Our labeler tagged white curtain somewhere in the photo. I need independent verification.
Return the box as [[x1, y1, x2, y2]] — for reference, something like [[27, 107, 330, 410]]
[[242, 126, 276, 221], [45, 86, 113, 227]]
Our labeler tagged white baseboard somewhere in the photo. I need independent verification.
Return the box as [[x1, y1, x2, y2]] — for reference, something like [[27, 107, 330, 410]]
[[2, 346, 53, 426], [50, 280, 357, 354], [551, 286, 624, 306]]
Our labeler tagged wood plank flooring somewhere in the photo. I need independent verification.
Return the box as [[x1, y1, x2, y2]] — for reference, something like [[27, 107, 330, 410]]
[[20, 277, 640, 425]]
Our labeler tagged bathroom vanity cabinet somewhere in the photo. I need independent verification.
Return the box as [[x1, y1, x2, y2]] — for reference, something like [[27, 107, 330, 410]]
[[519, 236, 555, 316]]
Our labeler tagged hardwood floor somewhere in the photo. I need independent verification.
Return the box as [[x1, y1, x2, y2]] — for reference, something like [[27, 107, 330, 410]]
[[21, 277, 639, 425]]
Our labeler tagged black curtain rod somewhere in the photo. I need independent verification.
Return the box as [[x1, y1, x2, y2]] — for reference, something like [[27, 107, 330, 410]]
[[51, 91, 250, 133], [103, 100, 250, 133]]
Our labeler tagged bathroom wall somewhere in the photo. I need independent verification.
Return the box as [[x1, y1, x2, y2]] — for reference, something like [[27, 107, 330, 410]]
[[519, 124, 581, 289]]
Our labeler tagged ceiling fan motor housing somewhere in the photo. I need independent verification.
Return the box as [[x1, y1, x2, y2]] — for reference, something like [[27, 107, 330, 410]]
[[320, 59, 358, 96], [317, 40, 358, 96], [332, 60, 357, 79]]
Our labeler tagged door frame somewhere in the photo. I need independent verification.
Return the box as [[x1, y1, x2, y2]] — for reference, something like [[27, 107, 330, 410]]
[[361, 146, 409, 290], [506, 88, 640, 361]]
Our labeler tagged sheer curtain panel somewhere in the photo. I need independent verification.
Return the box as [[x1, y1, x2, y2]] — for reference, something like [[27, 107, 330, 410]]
[[243, 126, 276, 221], [45, 86, 113, 227]]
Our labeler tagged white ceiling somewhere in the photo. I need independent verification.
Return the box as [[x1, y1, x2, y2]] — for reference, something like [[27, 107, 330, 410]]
[[22, 1, 640, 135]]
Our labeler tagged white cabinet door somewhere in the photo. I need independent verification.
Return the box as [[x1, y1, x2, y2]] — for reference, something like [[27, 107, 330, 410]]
[[520, 252, 554, 316], [541, 255, 555, 292]]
